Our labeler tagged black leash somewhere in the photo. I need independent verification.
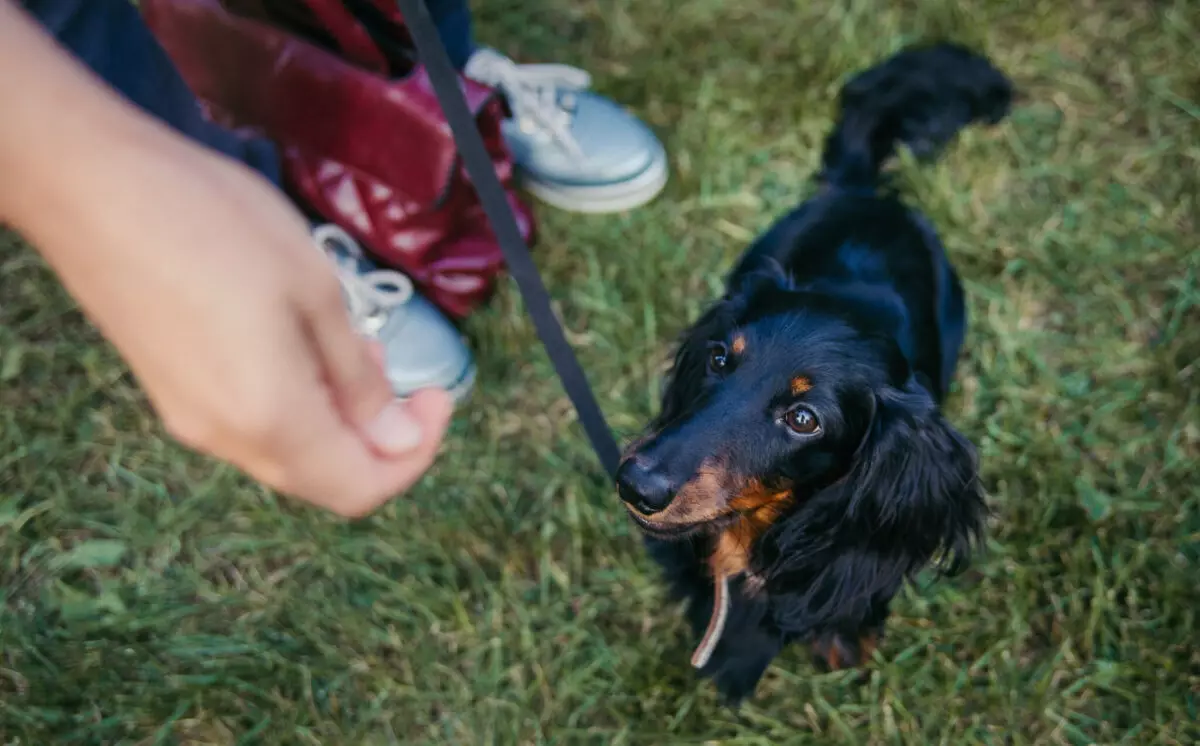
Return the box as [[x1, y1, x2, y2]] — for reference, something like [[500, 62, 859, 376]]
[[393, 0, 622, 477]]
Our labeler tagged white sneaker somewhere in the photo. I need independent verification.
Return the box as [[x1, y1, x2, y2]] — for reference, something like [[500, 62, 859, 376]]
[[464, 48, 669, 214], [313, 224, 476, 403]]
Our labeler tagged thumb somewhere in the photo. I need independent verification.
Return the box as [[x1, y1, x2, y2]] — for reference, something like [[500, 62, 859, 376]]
[[301, 277, 407, 442], [360, 388, 453, 477], [402, 387, 454, 440]]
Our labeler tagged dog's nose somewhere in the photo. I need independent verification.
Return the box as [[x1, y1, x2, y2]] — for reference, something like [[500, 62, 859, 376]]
[[616, 456, 676, 515]]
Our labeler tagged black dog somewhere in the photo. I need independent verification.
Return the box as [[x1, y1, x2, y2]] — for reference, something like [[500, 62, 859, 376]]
[[616, 43, 1011, 702]]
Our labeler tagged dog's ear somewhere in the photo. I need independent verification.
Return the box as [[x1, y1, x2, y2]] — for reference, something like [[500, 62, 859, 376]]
[[726, 256, 795, 300], [764, 379, 985, 636], [843, 379, 987, 573]]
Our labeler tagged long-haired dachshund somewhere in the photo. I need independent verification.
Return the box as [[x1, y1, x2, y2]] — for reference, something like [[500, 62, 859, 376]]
[[617, 43, 1012, 702]]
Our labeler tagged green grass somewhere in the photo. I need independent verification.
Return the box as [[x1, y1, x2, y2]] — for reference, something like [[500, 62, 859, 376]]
[[3, 0, 1199, 743]]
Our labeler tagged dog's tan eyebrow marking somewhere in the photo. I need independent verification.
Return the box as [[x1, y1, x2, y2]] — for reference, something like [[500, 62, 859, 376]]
[[791, 376, 812, 395], [731, 334, 747, 355]]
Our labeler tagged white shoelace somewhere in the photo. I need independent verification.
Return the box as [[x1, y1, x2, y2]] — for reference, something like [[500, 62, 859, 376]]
[[312, 224, 412, 337], [466, 49, 590, 157]]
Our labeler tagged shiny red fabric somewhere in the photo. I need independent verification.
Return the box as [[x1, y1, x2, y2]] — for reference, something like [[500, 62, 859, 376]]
[[141, 0, 536, 319]]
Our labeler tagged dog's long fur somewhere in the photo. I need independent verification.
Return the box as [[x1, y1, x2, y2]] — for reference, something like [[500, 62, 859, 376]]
[[616, 43, 1012, 702]]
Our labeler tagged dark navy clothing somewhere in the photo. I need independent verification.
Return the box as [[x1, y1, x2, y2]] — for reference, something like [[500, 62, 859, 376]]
[[21, 0, 477, 181]]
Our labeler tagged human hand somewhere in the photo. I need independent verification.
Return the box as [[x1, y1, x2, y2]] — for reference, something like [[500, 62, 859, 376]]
[[0, 0, 456, 515], [47, 143, 453, 514], [60, 144, 453, 513], [7, 126, 452, 517]]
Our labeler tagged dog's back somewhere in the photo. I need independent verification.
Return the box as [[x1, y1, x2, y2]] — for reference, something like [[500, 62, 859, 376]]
[[729, 43, 1013, 400]]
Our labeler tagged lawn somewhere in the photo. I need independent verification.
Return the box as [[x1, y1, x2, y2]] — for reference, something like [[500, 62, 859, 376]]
[[2, 0, 1198, 743]]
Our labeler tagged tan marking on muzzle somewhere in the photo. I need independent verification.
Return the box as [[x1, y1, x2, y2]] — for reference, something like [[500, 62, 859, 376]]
[[710, 480, 794, 578], [690, 481, 795, 668], [623, 458, 734, 526]]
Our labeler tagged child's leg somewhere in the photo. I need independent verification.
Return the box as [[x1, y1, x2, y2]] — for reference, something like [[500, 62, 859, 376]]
[[425, 0, 476, 71]]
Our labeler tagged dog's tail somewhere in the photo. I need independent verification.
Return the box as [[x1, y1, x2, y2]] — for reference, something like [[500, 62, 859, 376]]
[[819, 43, 1013, 192]]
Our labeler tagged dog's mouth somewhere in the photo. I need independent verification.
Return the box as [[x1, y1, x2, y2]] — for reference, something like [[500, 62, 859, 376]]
[[623, 503, 738, 540], [619, 457, 795, 542], [624, 479, 795, 672], [620, 461, 796, 671]]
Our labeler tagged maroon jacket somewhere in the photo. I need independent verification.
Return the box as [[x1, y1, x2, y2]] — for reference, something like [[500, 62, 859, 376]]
[[143, 0, 536, 319]]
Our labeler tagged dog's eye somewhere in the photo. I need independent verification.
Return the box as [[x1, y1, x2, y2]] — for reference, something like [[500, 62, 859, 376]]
[[707, 343, 730, 373], [783, 406, 821, 436]]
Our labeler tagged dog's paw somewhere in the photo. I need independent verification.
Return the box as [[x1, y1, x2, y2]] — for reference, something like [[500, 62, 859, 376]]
[[701, 650, 775, 706], [810, 630, 880, 672]]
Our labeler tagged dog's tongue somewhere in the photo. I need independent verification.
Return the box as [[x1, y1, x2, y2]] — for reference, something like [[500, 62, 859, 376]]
[[690, 573, 730, 668]]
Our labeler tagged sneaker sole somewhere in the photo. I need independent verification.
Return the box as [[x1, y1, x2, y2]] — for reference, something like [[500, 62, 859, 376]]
[[394, 361, 477, 407], [520, 149, 669, 214], [445, 362, 477, 405]]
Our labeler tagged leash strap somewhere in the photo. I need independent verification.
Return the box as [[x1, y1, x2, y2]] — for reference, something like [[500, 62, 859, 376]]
[[393, 0, 621, 477]]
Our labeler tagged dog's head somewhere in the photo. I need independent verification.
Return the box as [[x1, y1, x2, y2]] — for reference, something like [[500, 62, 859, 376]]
[[618, 263, 985, 621]]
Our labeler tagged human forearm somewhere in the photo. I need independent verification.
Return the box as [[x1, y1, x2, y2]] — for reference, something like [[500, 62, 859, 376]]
[[0, 1, 200, 241]]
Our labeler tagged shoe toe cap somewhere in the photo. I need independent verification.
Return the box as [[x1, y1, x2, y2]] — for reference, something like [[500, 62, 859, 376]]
[[507, 92, 664, 186], [378, 296, 474, 397]]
